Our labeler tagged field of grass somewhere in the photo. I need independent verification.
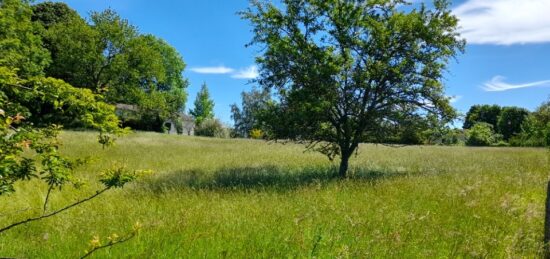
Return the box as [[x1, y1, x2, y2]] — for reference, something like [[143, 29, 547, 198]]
[[1, 131, 549, 258]]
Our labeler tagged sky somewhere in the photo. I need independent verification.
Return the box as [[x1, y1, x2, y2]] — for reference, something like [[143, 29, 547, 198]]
[[48, 0, 550, 125]]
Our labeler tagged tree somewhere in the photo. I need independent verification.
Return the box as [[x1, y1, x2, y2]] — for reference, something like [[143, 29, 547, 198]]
[[511, 100, 550, 147], [242, 0, 464, 177], [190, 83, 214, 126], [466, 122, 497, 146], [31, 1, 80, 29], [38, 8, 188, 131], [497, 106, 529, 141], [0, 0, 50, 77], [463, 104, 502, 130], [230, 87, 271, 137]]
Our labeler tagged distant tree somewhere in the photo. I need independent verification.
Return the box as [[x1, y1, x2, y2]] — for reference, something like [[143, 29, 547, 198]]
[[466, 122, 498, 146], [497, 106, 530, 140], [31, 2, 80, 29], [230, 87, 271, 138], [511, 100, 550, 147], [463, 104, 502, 130], [190, 83, 214, 126], [242, 0, 464, 177]]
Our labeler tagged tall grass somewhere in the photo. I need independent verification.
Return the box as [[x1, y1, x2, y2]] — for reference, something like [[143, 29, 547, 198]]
[[0, 131, 548, 258]]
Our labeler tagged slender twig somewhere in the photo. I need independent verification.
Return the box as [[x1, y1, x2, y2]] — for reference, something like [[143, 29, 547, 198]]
[[80, 232, 137, 259], [0, 187, 110, 234], [43, 185, 54, 213]]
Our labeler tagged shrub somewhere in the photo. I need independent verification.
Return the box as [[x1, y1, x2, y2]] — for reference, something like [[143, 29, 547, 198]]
[[195, 118, 228, 138], [466, 122, 498, 146], [249, 129, 264, 139]]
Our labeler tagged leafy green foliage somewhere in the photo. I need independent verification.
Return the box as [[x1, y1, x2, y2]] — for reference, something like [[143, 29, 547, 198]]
[[463, 104, 502, 130], [190, 83, 214, 126], [464, 104, 531, 144], [39, 7, 188, 131], [466, 122, 499, 146], [230, 87, 272, 138], [0, 0, 50, 77], [195, 118, 229, 138], [511, 100, 550, 147], [31, 2, 80, 29], [242, 0, 464, 176], [496, 106, 529, 141]]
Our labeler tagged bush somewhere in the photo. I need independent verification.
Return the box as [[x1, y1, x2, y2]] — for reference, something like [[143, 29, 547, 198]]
[[466, 122, 498, 146], [249, 129, 264, 139], [195, 118, 229, 138]]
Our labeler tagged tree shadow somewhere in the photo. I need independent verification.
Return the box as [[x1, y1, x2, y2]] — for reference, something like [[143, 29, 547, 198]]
[[138, 165, 413, 193]]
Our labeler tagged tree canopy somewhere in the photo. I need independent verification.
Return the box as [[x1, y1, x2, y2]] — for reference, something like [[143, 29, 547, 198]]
[[34, 6, 188, 131], [463, 104, 502, 130], [242, 0, 464, 177]]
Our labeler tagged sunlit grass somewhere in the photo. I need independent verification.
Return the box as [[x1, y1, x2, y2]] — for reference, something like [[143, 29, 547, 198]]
[[0, 131, 548, 258]]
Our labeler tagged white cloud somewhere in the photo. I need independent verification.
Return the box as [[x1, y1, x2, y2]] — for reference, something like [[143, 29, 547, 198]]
[[190, 66, 234, 74], [448, 95, 462, 103], [231, 65, 259, 79], [483, 76, 550, 92], [453, 0, 550, 45]]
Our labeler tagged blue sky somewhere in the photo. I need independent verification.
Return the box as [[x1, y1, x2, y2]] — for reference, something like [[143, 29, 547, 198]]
[[50, 0, 550, 124]]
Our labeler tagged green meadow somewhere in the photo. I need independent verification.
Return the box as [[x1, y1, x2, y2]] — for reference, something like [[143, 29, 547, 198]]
[[1, 131, 548, 258]]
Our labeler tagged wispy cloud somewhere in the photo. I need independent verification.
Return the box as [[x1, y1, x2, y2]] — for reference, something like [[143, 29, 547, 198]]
[[190, 66, 234, 74], [453, 0, 550, 45], [231, 65, 259, 79], [448, 95, 462, 103], [483, 76, 550, 92]]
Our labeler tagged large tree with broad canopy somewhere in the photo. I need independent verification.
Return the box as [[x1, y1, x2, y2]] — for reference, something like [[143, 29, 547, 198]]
[[241, 0, 465, 177]]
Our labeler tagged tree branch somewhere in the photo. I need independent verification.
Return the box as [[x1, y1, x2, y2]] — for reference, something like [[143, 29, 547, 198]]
[[0, 187, 110, 234], [80, 232, 137, 259]]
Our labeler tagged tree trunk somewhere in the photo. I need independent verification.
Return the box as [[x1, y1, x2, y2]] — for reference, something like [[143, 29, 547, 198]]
[[338, 152, 350, 178], [544, 180, 550, 258]]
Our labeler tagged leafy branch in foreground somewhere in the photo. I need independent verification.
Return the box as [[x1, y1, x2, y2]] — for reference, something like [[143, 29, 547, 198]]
[[81, 222, 142, 259], [0, 166, 148, 234]]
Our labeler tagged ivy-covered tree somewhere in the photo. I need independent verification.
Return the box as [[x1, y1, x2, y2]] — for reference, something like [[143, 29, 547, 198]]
[[190, 83, 215, 126], [242, 0, 464, 177]]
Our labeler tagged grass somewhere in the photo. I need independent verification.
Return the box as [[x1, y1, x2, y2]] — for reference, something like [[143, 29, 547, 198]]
[[0, 131, 549, 258]]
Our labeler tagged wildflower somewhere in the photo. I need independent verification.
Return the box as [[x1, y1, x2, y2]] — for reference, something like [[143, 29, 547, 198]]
[[89, 235, 101, 248], [133, 221, 142, 232]]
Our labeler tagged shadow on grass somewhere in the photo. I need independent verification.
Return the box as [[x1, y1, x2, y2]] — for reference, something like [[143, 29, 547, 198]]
[[139, 165, 413, 193]]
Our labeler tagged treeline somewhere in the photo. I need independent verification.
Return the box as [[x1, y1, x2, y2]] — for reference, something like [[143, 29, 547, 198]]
[[229, 87, 550, 147], [463, 102, 550, 147], [23, 1, 188, 131]]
